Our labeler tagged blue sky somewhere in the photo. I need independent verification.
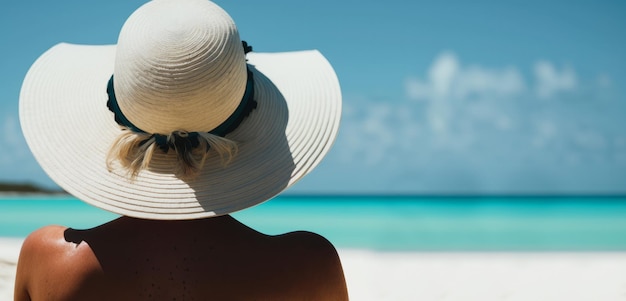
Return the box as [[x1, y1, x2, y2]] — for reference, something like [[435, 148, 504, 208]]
[[1, 0, 625, 194]]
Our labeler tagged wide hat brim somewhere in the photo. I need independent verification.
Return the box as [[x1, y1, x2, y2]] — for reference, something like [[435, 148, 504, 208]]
[[20, 43, 341, 220]]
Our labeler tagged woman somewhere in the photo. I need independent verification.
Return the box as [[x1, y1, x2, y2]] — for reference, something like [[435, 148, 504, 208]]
[[14, 0, 348, 300]]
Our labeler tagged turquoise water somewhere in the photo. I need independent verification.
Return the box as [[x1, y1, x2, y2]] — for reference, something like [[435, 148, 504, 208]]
[[1, 195, 626, 251]]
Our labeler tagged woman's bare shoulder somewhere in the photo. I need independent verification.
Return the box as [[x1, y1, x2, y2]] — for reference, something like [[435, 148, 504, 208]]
[[16, 225, 105, 300], [19, 225, 101, 271], [20, 225, 70, 257], [274, 231, 339, 256], [276, 230, 344, 266], [271, 231, 349, 300]]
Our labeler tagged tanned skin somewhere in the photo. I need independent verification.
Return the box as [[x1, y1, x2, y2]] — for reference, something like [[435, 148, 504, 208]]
[[14, 215, 349, 301]]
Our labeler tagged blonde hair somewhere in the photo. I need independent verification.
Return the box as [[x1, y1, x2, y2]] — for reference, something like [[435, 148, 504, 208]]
[[106, 130, 238, 180]]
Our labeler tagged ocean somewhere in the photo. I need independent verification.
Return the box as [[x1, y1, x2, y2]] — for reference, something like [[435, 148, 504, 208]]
[[1, 195, 626, 251]]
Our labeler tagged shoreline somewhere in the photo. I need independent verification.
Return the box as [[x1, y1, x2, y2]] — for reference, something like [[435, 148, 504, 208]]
[[0, 192, 71, 199], [2, 238, 626, 300]]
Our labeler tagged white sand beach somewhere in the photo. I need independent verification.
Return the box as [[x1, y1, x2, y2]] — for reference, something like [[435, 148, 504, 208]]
[[341, 250, 626, 301], [0, 238, 23, 301], [2, 237, 626, 300]]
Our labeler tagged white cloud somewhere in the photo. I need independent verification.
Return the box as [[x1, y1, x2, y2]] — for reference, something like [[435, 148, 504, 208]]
[[531, 119, 558, 149], [0, 116, 58, 186], [534, 61, 577, 99], [405, 78, 430, 101], [3, 116, 19, 146], [405, 51, 526, 102], [429, 51, 459, 98], [408, 52, 582, 103], [494, 114, 513, 131], [336, 101, 422, 168], [322, 51, 621, 193], [0, 115, 31, 167], [456, 65, 525, 99], [404, 51, 529, 144], [402, 52, 593, 157]]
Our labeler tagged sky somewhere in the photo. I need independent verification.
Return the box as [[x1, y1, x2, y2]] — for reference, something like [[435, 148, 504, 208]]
[[1, 0, 625, 194]]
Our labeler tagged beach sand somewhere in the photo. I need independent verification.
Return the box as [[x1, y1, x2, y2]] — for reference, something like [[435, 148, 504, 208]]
[[2, 238, 626, 300], [341, 250, 626, 301], [0, 238, 22, 301]]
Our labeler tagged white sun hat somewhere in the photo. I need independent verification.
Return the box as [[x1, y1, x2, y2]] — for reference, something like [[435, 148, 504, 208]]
[[19, 0, 341, 220]]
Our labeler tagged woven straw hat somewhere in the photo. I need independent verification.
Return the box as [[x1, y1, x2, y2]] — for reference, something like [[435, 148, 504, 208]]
[[19, 0, 341, 220]]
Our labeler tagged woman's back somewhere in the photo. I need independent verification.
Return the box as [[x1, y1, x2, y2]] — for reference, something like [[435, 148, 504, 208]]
[[16, 1, 347, 299], [14, 216, 348, 301]]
